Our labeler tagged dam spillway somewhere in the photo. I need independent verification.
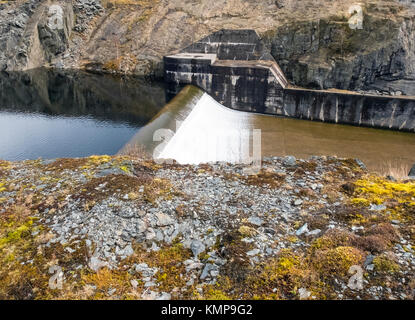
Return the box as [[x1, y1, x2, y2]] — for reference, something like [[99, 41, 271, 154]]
[[164, 29, 415, 132], [120, 85, 415, 173], [119, 86, 260, 165]]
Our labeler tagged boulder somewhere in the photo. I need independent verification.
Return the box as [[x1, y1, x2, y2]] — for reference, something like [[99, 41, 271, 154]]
[[190, 239, 205, 259], [283, 156, 297, 167], [37, 3, 74, 62]]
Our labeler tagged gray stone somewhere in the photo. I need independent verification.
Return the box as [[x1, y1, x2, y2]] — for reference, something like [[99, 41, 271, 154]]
[[295, 223, 309, 236], [135, 263, 157, 277], [190, 240, 206, 258], [149, 242, 160, 252], [155, 212, 175, 226], [130, 279, 138, 290], [294, 199, 303, 206], [409, 164, 415, 177], [298, 287, 311, 299], [137, 220, 148, 233], [369, 204, 387, 211], [156, 292, 172, 300], [283, 156, 297, 167], [135, 263, 149, 272], [247, 248, 260, 256], [122, 244, 134, 257], [364, 254, 375, 267], [185, 262, 204, 272], [264, 228, 276, 235], [88, 256, 108, 272], [118, 208, 134, 218], [200, 263, 217, 280], [146, 228, 156, 240], [155, 229, 164, 242], [386, 175, 397, 182], [96, 168, 125, 177], [248, 216, 264, 226], [355, 159, 367, 170], [306, 229, 321, 236]]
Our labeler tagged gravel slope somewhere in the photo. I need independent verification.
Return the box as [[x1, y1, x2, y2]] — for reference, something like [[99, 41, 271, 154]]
[[0, 155, 414, 299]]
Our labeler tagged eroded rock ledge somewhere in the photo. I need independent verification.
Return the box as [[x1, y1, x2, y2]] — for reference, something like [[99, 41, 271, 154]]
[[1, 1, 415, 95], [0, 155, 414, 300]]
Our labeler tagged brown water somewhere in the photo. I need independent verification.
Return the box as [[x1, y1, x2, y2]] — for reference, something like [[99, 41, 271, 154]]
[[121, 86, 415, 175], [256, 115, 415, 174]]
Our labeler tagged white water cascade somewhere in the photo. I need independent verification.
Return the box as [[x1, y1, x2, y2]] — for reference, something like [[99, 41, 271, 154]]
[[119, 86, 261, 165]]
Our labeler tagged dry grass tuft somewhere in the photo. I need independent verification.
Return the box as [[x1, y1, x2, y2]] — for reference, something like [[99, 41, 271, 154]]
[[379, 161, 411, 180], [117, 143, 151, 159], [73, 174, 151, 204], [242, 168, 286, 188]]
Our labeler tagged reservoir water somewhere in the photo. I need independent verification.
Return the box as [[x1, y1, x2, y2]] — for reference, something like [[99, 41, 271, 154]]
[[121, 86, 415, 174], [1, 69, 414, 174], [0, 68, 166, 160]]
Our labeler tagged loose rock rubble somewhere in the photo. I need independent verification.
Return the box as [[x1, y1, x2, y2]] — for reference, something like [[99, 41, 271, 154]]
[[73, 0, 103, 33], [0, 155, 414, 299]]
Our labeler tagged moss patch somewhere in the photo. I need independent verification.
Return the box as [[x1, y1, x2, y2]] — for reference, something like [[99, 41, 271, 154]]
[[373, 254, 400, 274], [310, 246, 365, 278], [351, 175, 415, 223]]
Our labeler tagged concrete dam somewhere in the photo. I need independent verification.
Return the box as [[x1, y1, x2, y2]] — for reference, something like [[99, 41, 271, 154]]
[[164, 29, 415, 132]]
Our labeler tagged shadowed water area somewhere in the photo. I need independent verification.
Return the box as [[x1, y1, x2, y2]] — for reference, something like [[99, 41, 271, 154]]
[[0, 68, 166, 160]]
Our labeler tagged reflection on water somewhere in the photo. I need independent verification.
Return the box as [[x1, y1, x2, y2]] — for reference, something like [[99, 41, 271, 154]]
[[122, 86, 415, 173], [2, 68, 414, 174], [0, 112, 137, 161], [0, 68, 166, 161]]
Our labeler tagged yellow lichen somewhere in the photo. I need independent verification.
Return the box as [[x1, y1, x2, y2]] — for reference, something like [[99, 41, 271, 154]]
[[143, 178, 180, 204], [204, 289, 231, 300], [81, 268, 134, 299], [0, 217, 36, 249], [245, 249, 309, 299], [350, 175, 415, 222], [372, 255, 400, 273], [310, 230, 356, 251], [353, 176, 415, 205], [311, 246, 364, 277], [238, 225, 257, 237], [150, 242, 192, 292]]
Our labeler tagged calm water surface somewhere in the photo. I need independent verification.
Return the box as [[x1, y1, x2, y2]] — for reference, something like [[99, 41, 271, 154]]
[[123, 86, 415, 173], [0, 68, 166, 161], [1, 70, 414, 174]]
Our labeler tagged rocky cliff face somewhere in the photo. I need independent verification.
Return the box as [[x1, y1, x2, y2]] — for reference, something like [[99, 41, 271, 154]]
[[0, 0, 42, 71], [1, 0, 414, 95], [0, 0, 74, 71], [37, 2, 74, 63], [264, 5, 415, 95]]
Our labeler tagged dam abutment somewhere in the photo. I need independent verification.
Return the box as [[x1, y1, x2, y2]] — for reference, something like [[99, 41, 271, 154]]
[[164, 29, 415, 132]]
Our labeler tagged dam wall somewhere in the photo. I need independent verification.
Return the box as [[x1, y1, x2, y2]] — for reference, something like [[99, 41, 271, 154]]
[[282, 88, 415, 131], [164, 29, 415, 132], [164, 55, 285, 114]]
